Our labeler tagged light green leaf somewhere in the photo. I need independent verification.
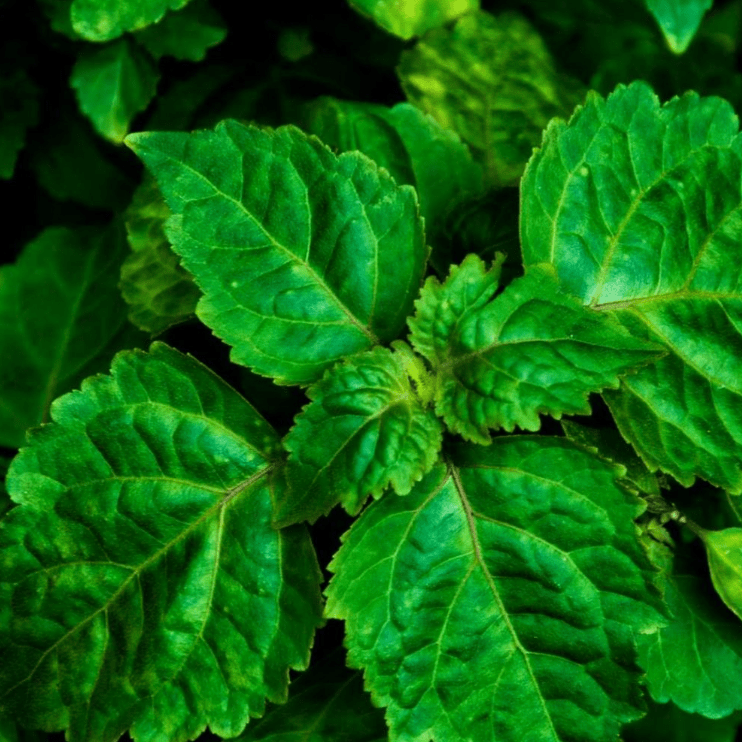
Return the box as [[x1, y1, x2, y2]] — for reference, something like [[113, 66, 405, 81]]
[[133, 0, 226, 61], [0, 225, 145, 449], [698, 527, 742, 622], [275, 343, 443, 527], [71, 0, 191, 41], [71, 38, 160, 143], [327, 436, 666, 742], [521, 80, 742, 493], [347, 0, 478, 40], [0, 68, 39, 179], [0, 343, 323, 742], [645, 0, 713, 53], [234, 648, 388, 742], [397, 10, 584, 187], [126, 121, 427, 386], [303, 98, 482, 265], [408, 254, 664, 443], [122, 175, 200, 333], [637, 565, 742, 717]]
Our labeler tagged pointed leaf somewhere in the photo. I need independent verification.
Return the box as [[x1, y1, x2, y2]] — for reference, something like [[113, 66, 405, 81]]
[[71, 38, 159, 143], [275, 343, 443, 527], [408, 254, 664, 443], [0, 343, 323, 742], [71, 0, 191, 41], [126, 122, 427, 386], [122, 175, 200, 333], [521, 81, 742, 493], [397, 10, 584, 187], [326, 436, 666, 742], [645, 0, 713, 54], [133, 0, 226, 62], [699, 527, 742, 622], [0, 225, 145, 448], [0, 67, 39, 179]]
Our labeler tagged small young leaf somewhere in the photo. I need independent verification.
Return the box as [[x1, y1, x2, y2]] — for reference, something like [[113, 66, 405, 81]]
[[326, 436, 666, 742], [408, 254, 664, 443], [126, 121, 427, 386], [71, 0, 191, 41], [275, 343, 443, 527], [347, 0, 478, 40], [0, 343, 323, 742], [398, 10, 584, 187], [71, 38, 160, 143], [645, 0, 713, 54]]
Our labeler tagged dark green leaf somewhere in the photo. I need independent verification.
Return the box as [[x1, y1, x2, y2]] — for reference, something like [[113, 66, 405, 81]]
[[0, 68, 39, 179]]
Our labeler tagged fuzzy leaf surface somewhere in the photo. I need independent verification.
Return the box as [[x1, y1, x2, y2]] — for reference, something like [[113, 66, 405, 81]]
[[326, 436, 666, 742], [126, 122, 427, 385], [122, 176, 200, 333], [71, 38, 159, 143], [347, 0, 478, 40], [408, 254, 663, 443], [521, 80, 742, 493], [0, 343, 323, 742], [71, 0, 191, 41], [276, 344, 443, 527], [0, 226, 144, 448], [645, 0, 713, 53], [398, 10, 584, 187]]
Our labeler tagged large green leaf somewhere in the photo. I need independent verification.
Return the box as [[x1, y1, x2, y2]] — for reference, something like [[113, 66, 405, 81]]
[[275, 343, 443, 527], [71, 38, 160, 143], [234, 648, 388, 742], [326, 436, 666, 742], [71, 0, 191, 41], [347, 0, 478, 40], [126, 122, 427, 386], [0, 67, 39, 179], [0, 343, 323, 742], [407, 254, 663, 443], [303, 98, 482, 270], [121, 175, 200, 334], [520, 80, 742, 493], [0, 225, 145, 449], [645, 0, 713, 53], [397, 10, 584, 187]]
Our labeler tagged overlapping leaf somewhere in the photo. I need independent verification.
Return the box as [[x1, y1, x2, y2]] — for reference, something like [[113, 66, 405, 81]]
[[275, 343, 443, 527], [407, 254, 663, 443], [397, 10, 584, 187], [521, 80, 742, 492], [327, 436, 666, 742], [347, 0, 478, 40], [121, 175, 200, 333], [0, 225, 145, 448], [645, 0, 713, 53], [126, 121, 427, 386], [0, 343, 323, 742], [71, 0, 191, 41]]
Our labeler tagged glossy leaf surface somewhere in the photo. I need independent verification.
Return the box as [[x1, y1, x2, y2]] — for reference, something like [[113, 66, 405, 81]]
[[71, 0, 191, 41], [408, 254, 663, 443], [276, 344, 443, 527], [0, 343, 323, 742], [327, 436, 666, 742], [645, 0, 713, 53], [127, 121, 427, 385], [521, 80, 742, 493]]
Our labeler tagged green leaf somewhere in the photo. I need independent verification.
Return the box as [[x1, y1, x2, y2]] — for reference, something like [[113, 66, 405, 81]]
[[698, 527, 742, 623], [121, 175, 200, 333], [0, 343, 323, 742], [637, 565, 742, 717], [326, 436, 666, 742], [0, 67, 39, 179], [397, 10, 584, 187], [0, 458, 11, 520], [71, 38, 160, 143], [234, 648, 388, 742], [133, 0, 226, 62], [0, 715, 44, 742], [303, 98, 482, 266], [521, 80, 742, 493], [0, 225, 145, 449], [275, 343, 443, 527], [347, 0, 478, 40], [408, 254, 664, 443], [126, 121, 427, 386], [645, 0, 713, 53], [71, 0, 191, 41]]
